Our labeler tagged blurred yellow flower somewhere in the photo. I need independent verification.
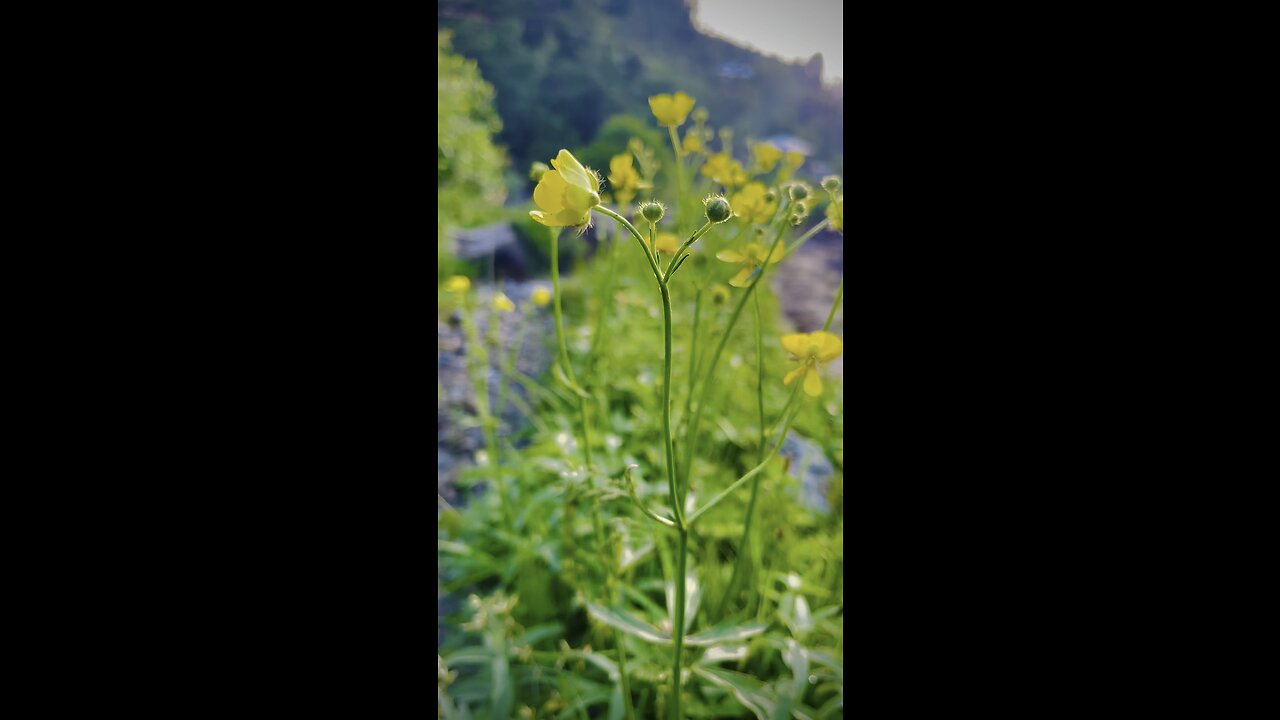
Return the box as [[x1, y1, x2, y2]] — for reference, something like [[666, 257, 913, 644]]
[[778, 150, 805, 182], [781, 331, 843, 396], [751, 143, 783, 173], [716, 242, 782, 287], [607, 153, 647, 205], [445, 276, 471, 294], [529, 149, 601, 228], [491, 291, 515, 313], [700, 152, 747, 187], [531, 287, 551, 307], [646, 232, 682, 255], [648, 92, 696, 127], [826, 199, 843, 232], [682, 131, 704, 153], [730, 182, 777, 224]]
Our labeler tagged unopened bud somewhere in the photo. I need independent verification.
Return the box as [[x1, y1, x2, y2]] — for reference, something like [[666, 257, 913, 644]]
[[789, 183, 810, 201], [639, 201, 666, 224], [821, 176, 841, 193], [693, 108, 709, 124], [530, 162, 549, 182], [704, 194, 732, 223]]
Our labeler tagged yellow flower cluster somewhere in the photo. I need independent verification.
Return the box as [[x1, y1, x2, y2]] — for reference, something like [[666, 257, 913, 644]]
[[701, 152, 747, 188], [607, 153, 648, 207], [730, 182, 777, 224]]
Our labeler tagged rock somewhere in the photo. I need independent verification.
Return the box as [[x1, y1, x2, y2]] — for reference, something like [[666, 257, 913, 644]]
[[453, 222, 530, 280], [779, 432, 835, 513]]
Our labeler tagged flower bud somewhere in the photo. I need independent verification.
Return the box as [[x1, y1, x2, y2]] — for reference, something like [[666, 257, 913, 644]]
[[793, 200, 808, 216], [693, 108, 709, 124], [821, 175, 841, 193], [763, 189, 778, 203], [704, 194, 732, 223], [529, 162, 549, 183], [639, 201, 666, 224], [789, 183, 810, 201], [711, 285, 731, 305]]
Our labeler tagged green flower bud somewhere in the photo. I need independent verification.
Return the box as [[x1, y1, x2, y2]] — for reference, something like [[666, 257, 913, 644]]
[[789, 183, 810, 201], [529, 162, 549, 183], [639, 201, 666, 224], [821, 175, 841, 193], [693, 108, 709, 124], [704, 194, 732, 223]]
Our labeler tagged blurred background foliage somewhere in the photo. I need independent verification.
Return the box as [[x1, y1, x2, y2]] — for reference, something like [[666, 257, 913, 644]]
[[438, 0, 843, 212]]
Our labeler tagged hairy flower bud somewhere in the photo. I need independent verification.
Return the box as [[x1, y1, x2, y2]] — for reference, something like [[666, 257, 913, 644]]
[[821, 175, 841, 193], [704, 194, 732, 223], [789, 183, 810, 201], [639, 201, 666, 224], [529, 162, 549, 183]]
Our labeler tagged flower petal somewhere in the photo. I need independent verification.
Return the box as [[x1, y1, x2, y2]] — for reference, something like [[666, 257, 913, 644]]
[[780, 333, 810, 356], [728, 267, 753, 288], [716, 249, 745, 263], [813, 332, 843, 361], [783, 366, 806, 386], [551, 149, 592, 190], [533, 170, 568, 213], [803, 367, 823, 396]]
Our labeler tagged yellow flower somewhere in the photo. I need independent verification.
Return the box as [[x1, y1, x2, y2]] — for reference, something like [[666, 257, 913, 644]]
[[781, 331, 843, 396], [529, 149, 601, 228], [716, 242, 783, 287], [531, 286, 551, 307], [751, 143, 783, 173], [648, 92, 696, 127], [730, 182, 777, 224], [607, 153, 647, 206], [646, 232, 682, 255], [682, 131, 704, 153], [445, 275, 471, 294], [491, 291, 515, 313], [777, 150, 805, 182], [700, 152, 747, 187], [826, 199, 843, 231]]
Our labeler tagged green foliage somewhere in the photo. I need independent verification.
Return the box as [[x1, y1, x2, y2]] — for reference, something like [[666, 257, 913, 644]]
[[577, 114, 666, 182], [439, 31, 509, 281]]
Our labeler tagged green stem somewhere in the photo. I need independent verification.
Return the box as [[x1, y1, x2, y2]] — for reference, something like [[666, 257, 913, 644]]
[[687, 400, 802, 526], [459, 295, 507, 528], [714, 290, 768, 618], [668, 125, 687, 230], [495, 304, 530, 418], [823, 278, 844, 332], [659, 281, 682, 527], [550, 228, 593, 468], [594, 206, 663, 285], [782, 218, 831, 259], [671, 526, 687, 720], [680, 223, 788, 500]]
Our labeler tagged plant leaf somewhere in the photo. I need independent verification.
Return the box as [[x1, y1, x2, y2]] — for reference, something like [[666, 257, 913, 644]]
[[685, 622, 769, 647], [586, 602, 670, 644], [696, 666, 777, 720]]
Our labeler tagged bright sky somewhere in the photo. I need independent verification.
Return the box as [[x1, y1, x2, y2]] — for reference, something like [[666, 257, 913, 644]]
[[693, 0, 844, 85]]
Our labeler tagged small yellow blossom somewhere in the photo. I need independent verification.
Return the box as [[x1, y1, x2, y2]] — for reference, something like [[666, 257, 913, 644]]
[[751, 143, 783, 173], [648, 92, 696, 127], [781, 331, 843, 396], [700, 152, 747, 187], [529, 149, 601, 228], [730, 182, 777, 224], [445, 275, 471, 294], [531, 286, 551, 307], [491, 291, 515, 313], [646, 232, 683, 255], [716, 242, 783, 287], [607, 153, 647, 206], [826, 199, 843, 231], [682, 131, 704, 153]]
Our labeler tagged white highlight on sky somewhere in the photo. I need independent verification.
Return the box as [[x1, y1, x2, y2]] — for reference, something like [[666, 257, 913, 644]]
[[693, 0, 844, 84]]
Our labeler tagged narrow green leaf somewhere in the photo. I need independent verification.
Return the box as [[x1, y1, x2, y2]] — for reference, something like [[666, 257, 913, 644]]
[[695, 666, 776, 720], [684, 623, 768, 647], [586, 603, 670, 644]]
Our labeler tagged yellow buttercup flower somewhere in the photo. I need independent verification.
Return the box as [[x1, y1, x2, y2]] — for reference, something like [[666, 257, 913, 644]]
[[491, 291, 515, 313], [648, 92, 696, 127], [529, 149, 601, 228], [607, 153, 647, 206], [682, 131, 704, 153], [751, 143, 783, 173], [646, 232, 683, 255], [730, 182, 777, 224], [531, 286, 551, 307], [781, 331, 843, 397], [445, 275, 471, 294], [700, 152, 747, 188], [716, 242, 783, 287]]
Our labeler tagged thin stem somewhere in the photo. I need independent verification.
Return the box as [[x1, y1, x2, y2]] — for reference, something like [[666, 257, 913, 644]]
[[668, 125, 687, 230], [781, 218, 831, 260], [495, 304, 531, 418], [459, 294, 507, 528], [549, 228, 593, 468], [823, 278, 844, 332], [594, 206, 663, 286], [659, 281, 683, 527], [665, 221, 713, 277], [671, 526, 687, 720], [714, 290, 768, 618], [686, 401, 802, 526]]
